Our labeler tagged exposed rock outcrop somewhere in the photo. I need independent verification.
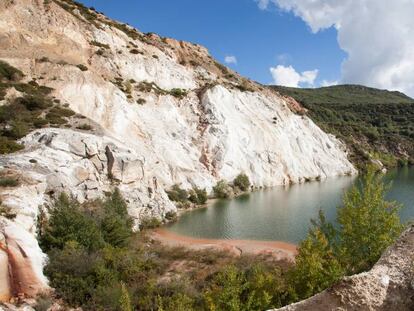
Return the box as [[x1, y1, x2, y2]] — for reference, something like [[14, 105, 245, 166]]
[[271, 225, 414, 311]]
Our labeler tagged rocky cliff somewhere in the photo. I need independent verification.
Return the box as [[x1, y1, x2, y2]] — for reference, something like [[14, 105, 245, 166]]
[[0, 0, 356, 301]]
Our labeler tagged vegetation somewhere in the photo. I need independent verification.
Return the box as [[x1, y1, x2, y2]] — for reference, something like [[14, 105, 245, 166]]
[[0, 60, 24, 81], [272, 85, 414, 169], [40, 168, 403, 310], [169, 88, 187, 99], [39, 189, 289, 310], [167, 184, 208, 207], [130, 49, 144, 55], [0, 205, 17, 220], [76, 64, 88, 71], [188, 187, 208, 205], [0, 177, 19, 187], [213, 180, 232, 199], [0, 61, 87, 154], [287, 167, 403, 301], [90, 40, 110, 49], [233, 173, 251, 191]]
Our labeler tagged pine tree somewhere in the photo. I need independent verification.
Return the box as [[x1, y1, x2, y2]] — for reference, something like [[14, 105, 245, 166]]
[[119, 282, 133, 311]]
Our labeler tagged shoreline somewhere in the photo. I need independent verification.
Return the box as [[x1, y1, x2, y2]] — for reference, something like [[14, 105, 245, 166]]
[[151, 228, 298, 261]]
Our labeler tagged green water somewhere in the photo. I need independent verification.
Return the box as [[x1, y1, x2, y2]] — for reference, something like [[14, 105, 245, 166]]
[[166, 167, 414, 244]]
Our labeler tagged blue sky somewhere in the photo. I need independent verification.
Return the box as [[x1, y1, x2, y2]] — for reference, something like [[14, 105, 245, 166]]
[[77, 0, 345, 87]]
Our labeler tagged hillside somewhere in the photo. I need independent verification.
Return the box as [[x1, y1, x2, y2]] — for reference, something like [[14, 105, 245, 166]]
[[0, 0, 356, 302], [272, 85, 414, 169]]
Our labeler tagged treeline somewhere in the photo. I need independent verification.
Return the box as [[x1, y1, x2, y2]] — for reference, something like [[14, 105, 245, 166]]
[[272, 85, 414, 169], [36, 169, 403, 310]]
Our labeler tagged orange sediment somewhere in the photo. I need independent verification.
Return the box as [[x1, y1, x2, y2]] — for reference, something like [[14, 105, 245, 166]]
[[151, 229, 298, 260]]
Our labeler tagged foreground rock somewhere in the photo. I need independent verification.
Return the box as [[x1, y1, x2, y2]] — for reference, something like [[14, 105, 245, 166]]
[[271, 225, 414, 311]]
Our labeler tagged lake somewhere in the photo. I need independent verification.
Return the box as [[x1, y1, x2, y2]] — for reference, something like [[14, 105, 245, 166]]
[[166, 167, 414, 244]]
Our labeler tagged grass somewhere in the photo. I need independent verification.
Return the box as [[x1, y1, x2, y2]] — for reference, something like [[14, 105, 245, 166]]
[[272, 85, 414, 169]]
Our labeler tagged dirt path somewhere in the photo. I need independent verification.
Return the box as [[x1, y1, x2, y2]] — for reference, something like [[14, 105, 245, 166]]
[[151, 229, 298, 261]]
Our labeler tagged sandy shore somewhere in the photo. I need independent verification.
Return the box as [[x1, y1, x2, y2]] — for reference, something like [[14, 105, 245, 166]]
[[151, 229, 298, 261]]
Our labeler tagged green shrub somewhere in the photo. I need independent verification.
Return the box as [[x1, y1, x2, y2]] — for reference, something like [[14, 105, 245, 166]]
[[0, 205, 17, 220], [76, 123, 93, 131], [137, 98, 146, 105], [165, 211, 178, 222], [0, 61, 24, 81], [169, 88, 187, 99], [0, 177, 19, 187], [166, 184, 188, 203], [90, 40, 110, 49], [188, 187, 208, 205], [8, 120, 30, 139], [34, 293, 53, 311], [77, 64, 88, 71], [233, 173, 251, 191], [287, 167, 404, 301], [0, 137, 24, 154], [39, 193, 106, 252], [213, 180, 232, 199], [139, 216, 162, 230], [15, 95, 53, 111], [130, 49, 143, 55]]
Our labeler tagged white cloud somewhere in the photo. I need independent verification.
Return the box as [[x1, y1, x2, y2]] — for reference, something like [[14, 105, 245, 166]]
[[255, 0, 270, 10], [321, 80, 338, 87], [224, 55, 238, 65], [270, 65, 318, 87], [257, 0, 414, 96]]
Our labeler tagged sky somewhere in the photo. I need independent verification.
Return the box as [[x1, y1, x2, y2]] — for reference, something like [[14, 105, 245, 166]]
[[78, 0, 414, 96]]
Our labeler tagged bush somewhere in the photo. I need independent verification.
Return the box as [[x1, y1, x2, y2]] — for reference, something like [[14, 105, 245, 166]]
[[165, 211, 177, 222], [139, 216, 162, 230], [77, 64, 88, 71], [76, 123, 93, 131], [213, 180, 232, 199], [169, 88, 187, 99], [233, 173, 251, 191], [90, 40, 110, 49], [188, 187, 208, 205], [0, 205, 17, 220], [39, 193, 106, 252], [34, 293, 53, 311], [166, 184, 188, 203], [0, 137, 24, 154], [287, 166, 404, 300], [0, 177, 19, 187], [0, 60, 24, 81], [137, 98, 146, 105], [130, 49, 143, 55]]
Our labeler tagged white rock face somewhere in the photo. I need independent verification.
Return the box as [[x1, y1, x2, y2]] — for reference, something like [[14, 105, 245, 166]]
[[0, 0, 356, 301]]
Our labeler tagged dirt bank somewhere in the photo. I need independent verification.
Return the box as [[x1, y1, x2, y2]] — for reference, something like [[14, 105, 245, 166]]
[[151, 229, 298, 261]]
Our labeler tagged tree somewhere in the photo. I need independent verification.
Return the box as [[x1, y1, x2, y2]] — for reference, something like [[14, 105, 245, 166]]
[[39, 193, 105, 252], [337, 168, 403, 273], [213, 180, 232, 199], [119, 282, 133, 311], [288, 229, 344, 301], [203, 265, 245, 311], [233, 173, 251, 191], [100, 189, 133, 247]]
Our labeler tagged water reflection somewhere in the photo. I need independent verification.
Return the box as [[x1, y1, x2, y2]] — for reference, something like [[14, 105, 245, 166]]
[[166, 168, 414, 243]]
